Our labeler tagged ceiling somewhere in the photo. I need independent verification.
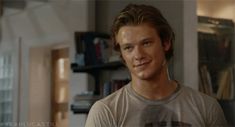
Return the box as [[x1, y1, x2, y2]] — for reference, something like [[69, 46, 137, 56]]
[[197, 0, 235, 22], [2, 0, 48, 9]]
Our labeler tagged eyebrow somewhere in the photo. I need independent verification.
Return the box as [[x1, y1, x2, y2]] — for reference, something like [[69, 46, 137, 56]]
[[120, 43, 133, 48], [141, 38, 153, 43], [118, 37, 153, 46]]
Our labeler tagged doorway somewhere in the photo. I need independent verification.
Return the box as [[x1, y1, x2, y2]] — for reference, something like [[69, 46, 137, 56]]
[[51, 48, 70, 127]]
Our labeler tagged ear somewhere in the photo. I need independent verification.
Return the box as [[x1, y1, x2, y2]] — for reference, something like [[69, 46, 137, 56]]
[[162, 41, 171, 51]]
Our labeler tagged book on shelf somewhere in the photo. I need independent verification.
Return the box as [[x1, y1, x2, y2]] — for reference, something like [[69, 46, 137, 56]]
[[74, 32, 114, 66], [217, 66, 234, 100], [71, 92, 102, 113], [198, 26, 234, 100], [199, 65, 235, 100], [199, 65, 213, 96]]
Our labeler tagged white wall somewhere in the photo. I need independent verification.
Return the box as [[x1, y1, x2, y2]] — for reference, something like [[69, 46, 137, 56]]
[[28, 46, 51, 123], [183, 0, 198, 90]]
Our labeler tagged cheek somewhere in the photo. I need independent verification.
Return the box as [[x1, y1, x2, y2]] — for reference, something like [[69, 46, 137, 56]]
[[122, 54, 133, 67], [122, 54, 131, 63], [150, 47, 166, 62]]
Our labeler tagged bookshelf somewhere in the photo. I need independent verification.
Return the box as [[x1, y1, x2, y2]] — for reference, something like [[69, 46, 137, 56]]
[[71, 61, 125, 94], [70, 62, 126, 114], [71, 61, 124, 73], [70, 32, 127, 114], [198, 16, 235, 125], [198, 16, 234, 100]]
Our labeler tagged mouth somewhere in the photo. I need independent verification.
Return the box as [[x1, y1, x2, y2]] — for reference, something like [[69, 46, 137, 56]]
[[133, 61, 151, 68]]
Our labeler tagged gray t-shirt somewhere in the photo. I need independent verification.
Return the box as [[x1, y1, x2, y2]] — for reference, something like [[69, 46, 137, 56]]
[[85, 83, 227, 127]]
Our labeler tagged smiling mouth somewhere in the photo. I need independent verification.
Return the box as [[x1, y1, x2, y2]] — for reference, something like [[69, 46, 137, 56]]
[[134, 61, 150, 68]]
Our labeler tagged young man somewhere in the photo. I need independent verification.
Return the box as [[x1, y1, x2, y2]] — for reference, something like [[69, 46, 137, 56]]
[[85, 4, 227, 127]]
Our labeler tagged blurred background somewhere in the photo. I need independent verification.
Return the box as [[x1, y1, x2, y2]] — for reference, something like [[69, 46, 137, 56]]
[[0, 0, 234, 127]]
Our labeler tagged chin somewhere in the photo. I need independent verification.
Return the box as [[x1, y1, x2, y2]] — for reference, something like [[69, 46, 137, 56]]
[[135, 71, 155, 80], [134, 67, 162, 80]]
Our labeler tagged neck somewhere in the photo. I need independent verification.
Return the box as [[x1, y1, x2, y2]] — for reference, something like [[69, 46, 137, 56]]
[[131, 66, 177, 100]]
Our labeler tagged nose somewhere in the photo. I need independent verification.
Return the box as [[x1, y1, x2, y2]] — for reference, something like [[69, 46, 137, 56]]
[[133, 46, 145, 61]]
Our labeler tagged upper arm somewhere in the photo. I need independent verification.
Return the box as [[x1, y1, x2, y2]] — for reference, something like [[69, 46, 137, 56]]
[[85, 101, 116, 127], [206, 100, 228, 127]]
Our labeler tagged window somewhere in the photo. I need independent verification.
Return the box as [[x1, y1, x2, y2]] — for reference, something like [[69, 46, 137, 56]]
[[0, 53, 13, 126]]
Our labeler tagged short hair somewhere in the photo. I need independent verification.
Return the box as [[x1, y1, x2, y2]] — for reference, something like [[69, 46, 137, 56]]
[[111, 4, 174, 61]]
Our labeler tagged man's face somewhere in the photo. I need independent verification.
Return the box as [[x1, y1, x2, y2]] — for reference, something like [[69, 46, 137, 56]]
[[116, 23, 170, 80]]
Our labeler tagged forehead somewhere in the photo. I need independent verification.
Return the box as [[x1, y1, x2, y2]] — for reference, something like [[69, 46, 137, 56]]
[[116, 24, 159, 44]]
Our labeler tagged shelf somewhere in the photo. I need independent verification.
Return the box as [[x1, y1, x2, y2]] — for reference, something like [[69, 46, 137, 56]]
[[199, 60, 233, 65], [70, 105, 90, 114], [72, 108, 90, 114], [198, 16, 235, 125], [71, 61, 125, 73]]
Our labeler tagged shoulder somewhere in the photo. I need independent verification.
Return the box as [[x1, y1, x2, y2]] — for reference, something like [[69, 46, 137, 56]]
[[85, 99, 116, 127], [178, 85, 220, 115], [85, 85, 129, 127], [90, 84, 129, 113], [89, 85, 127, 114], [179, 85, 227, 125], [99, 84, 129, 106], [180, 85, 217, 104]]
